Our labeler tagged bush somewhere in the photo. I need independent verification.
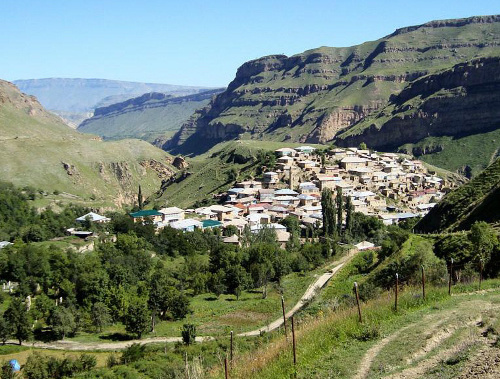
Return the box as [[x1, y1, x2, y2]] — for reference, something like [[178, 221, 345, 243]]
[[181, 324, 196, 345]]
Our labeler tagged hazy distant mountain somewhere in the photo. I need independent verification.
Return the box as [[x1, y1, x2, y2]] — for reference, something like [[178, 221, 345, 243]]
[[78, 88, 224, 142], [13, 78, 214, 127]]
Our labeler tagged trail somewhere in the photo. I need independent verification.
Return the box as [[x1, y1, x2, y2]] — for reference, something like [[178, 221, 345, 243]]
[[8, 250, 357, 351], [354, 298, 500, 378]]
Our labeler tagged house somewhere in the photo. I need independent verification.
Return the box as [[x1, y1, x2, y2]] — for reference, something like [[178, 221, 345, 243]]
[[0, 241, 13, 249], [298, 182, 319, 194], [276, 230, 291, 248], [340, 157, 368, 170], [297, 160, 316, 170], [247, 213, 271, 226], [275, 147, 297, 157], [355, 241, 376, 251], [295, 146, 316, 155], [202, 219, 223, 229], [223, 234, 240, 246], [129, 209, 163, 223], [263, 172, 279, 187], [208, 205, 234, 221], [159, 207, 185, 222], [316, 175, 342, 190], [250, 223, 287, 233], [170, 219, 203, 232], [76, 212, 110, 223], [274, 188, 299, 197], [258, 188, 275, 202]]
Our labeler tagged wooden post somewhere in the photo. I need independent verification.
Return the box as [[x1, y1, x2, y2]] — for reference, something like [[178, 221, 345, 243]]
[[185, 352, 188, 379], [479, 260, 483, 289], [394, 273, 399, 312], [421, 265, 426, 300], [448, 258, 454, 295], [291, 316, 297, 366], [354, 282, 362, 323], [230, 331, 233, 363], [281, 295, 288, 340], [224, 357, 229, 379]]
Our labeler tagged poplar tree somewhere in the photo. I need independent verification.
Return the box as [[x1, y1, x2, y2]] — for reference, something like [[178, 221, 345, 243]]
[[345, 195, 354, 239], [138, 185, 143, 210], [321, 188, 336, 237], [336, 187, 343, 236]]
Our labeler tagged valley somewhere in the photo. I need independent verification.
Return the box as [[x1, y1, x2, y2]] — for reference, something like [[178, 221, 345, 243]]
[[1, 9, 500, 379]]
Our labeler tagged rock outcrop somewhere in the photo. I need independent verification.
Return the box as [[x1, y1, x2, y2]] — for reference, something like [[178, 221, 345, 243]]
[[162, 15, 500, 158]]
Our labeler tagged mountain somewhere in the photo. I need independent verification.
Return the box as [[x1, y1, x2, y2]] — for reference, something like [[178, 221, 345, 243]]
[[78, 88, 224, 142], [416, 158, 500, 233], [163, 15, 500, 173], [0, 79, 176, 207], [13, 78, 214, 128]]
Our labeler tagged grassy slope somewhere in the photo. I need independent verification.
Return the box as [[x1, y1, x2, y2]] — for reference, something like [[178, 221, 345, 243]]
[[156, 140, 325, 208], [213, 232, 500, 378], [399, 129, 500, 176], [416, 158, 500, 233], [0, 80, 174, 207], [78, 97, 211, 142], [223, 284, 500, 379]]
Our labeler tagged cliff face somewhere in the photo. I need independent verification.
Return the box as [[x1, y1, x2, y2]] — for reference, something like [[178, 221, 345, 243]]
[[164, 15, 500, 156], [335, 57, 500, 150]]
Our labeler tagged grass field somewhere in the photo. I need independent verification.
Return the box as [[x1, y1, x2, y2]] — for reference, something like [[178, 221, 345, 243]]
[[216, 280, 500, 378]]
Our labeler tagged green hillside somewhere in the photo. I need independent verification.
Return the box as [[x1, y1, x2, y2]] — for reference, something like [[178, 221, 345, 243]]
[[78, 89, 223, 142], [0, 79, 176, 207], [154, 140, 323, 208], [164, 15, 500, 175], [416, 158, 500, 233]]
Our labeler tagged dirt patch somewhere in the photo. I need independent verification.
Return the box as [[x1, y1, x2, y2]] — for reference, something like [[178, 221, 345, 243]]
[[457, 345, 500, 378]]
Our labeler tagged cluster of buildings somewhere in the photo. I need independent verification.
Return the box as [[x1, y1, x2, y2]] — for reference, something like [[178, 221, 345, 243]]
[[121, 146, 454, 247]]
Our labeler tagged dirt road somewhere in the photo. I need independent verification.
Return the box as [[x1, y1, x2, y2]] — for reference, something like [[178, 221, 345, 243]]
[[9, 250, 357, 351]]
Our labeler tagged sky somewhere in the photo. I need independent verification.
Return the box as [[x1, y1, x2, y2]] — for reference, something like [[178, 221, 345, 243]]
[[1, 0, 499, 87]]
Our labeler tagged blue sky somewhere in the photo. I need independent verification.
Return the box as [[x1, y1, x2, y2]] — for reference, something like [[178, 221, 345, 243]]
[[1, 0, 498, 87]]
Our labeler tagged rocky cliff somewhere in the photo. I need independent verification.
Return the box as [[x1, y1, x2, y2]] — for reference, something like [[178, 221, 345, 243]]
[[163, 15, 500, 160]]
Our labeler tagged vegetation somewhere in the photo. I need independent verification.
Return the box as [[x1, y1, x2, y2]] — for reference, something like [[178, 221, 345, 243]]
[[416, 158, 500, 232], [0, 80, 175, 207]]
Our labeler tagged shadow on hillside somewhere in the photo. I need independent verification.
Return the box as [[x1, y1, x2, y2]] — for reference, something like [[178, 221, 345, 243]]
[[99, 332, 133, 341], [33, 328, 60, 342]]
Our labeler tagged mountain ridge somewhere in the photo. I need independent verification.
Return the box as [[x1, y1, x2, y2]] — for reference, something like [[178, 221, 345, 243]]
[[162, 14, 500, 170]]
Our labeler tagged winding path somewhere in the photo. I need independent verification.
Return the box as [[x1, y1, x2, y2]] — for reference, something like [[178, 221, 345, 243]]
[[11, 250, 357, 351]]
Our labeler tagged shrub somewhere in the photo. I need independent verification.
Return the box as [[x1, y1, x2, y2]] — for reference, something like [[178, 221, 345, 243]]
[[181, 323, 196, 345]]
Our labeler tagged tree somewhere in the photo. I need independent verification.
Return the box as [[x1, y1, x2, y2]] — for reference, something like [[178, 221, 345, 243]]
[[225, 264, 250, 300], [138, 185, 143, 210], [336, 187, 343, 236], [123, 301, 150, 339], [345, 196, 354, 239], [321, 188, 336, 237], [359, 142, 367, 150], [48, 307, 76, 339], [469, 221, 498, 273], [0, 314, 12, 345], [4, 298, 31, 345], [91, 302, 111, 333], [181, 323, 196, 345]]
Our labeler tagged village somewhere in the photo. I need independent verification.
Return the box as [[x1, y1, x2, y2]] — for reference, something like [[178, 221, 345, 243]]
[[83, 145, 452, 248]]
